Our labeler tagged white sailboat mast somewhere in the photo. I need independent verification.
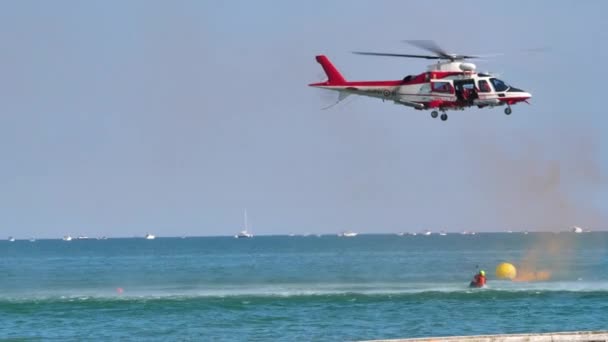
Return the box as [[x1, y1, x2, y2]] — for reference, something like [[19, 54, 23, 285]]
[[244, 209, 249, 232]]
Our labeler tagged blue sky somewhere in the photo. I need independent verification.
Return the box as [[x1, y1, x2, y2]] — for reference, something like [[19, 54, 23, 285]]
[[0, 1, 606, 238]]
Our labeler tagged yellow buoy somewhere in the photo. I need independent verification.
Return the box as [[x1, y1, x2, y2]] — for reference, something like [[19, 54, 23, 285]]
[[496, 262, 517, 280]]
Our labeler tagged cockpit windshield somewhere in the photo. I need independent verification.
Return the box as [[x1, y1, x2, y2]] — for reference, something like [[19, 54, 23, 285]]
[[490, 78, 509, 92]]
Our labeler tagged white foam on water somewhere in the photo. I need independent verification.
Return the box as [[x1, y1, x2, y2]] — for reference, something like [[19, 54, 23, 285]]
[[3, 280, 608, 301]]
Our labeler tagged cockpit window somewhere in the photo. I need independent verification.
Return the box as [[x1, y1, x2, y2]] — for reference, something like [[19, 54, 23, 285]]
[[490, 78, 509, 92]]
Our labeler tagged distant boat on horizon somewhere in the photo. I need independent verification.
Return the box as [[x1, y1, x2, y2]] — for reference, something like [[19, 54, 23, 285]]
[[439, 231, 447, 236], [422, 230, 432, 236], [62, 235, 72, 241], [145, 233, 156, 240], [338, 231, 358, 237], [235, 230, 253, 238], [235, 209, 253, 238], [571, 226, 584, 233], [76, 235, 89, 240], [8, 236, 15, 242]]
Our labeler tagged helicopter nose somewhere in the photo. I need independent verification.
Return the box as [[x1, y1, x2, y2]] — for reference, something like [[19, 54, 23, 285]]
[[507, 87, 531, 101]]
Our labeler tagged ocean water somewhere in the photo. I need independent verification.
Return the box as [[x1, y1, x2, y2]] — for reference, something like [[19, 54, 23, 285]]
[[1, 233, 607, 341]]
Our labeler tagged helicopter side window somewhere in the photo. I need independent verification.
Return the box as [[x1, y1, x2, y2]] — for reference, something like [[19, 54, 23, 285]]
[[490, 78, 509, 92], [419, 84, 431, 94], [431, 81, 453, 94], [478, 80, 491, 93]]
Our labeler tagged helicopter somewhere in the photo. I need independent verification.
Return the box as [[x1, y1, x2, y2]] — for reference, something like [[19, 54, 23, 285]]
[[309, 40, 532, 121]]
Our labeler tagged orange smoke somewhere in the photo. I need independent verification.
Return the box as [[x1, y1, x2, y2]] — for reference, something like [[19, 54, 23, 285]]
[[513, 269, 552, 282], [513, 234, 572, 282]]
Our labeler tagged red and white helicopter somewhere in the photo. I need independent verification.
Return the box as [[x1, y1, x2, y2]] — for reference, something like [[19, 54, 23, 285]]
[[309, 41, 532, 121]]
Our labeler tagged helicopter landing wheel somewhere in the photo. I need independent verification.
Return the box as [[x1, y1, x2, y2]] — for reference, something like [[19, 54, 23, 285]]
[[440, 113, 448, 121], [504, 107, 512, 115], [431, 111, 438, 119]]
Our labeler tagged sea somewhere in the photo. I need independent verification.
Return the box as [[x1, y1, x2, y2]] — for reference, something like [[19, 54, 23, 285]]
[[1, 233, 607, 341]]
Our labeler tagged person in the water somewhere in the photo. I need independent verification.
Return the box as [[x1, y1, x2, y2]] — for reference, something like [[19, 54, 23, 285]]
[[470, 270, 486, 288]]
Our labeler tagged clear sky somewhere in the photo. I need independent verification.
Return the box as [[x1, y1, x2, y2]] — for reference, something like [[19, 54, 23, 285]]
[[1, 1, 606, 238]]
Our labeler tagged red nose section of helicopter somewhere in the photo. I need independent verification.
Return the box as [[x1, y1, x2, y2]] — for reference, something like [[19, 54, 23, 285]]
[[501, 85, 532, 104]]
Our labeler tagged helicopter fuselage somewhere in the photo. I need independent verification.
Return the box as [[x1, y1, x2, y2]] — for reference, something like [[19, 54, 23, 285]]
[[309, 55, 531, 121]]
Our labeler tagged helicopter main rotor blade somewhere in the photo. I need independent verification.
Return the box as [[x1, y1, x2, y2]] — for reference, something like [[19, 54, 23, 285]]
[[403, 40, 480, 60], [352, 51, 441, 60], [404, 40, 453, 59]]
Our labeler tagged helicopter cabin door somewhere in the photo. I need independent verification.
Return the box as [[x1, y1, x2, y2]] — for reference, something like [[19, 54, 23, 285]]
[[430, 80, 455, 100]]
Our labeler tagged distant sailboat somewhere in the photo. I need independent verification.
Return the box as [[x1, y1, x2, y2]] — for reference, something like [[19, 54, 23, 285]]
[[338, 231, 358, 237], [62, 235, 73, 241], [145, 233, 156, 240], [8, 236, 15, 242], [235, 210, 253, 238]]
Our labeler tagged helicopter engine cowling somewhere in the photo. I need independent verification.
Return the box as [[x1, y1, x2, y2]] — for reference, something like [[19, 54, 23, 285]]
[[459, 62, 476, 72]]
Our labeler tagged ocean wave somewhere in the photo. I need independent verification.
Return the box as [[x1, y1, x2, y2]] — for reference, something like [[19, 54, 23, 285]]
[[2, 281, 608, 303]]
